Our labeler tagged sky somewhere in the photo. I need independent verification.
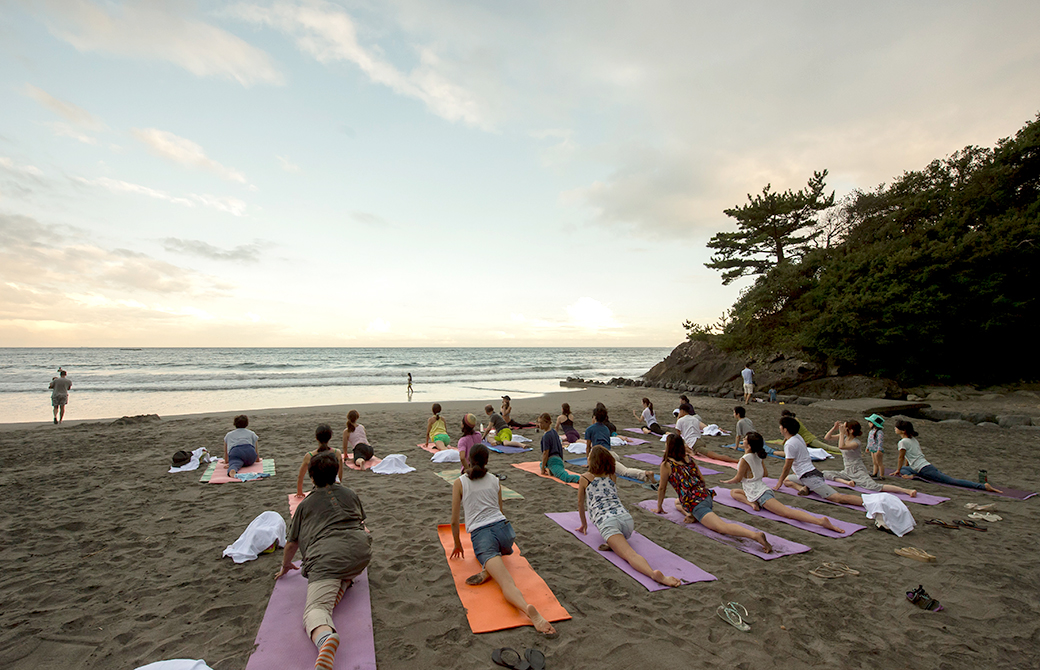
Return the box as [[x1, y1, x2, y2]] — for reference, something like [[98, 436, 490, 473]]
[[1, 1, 1038, 348]]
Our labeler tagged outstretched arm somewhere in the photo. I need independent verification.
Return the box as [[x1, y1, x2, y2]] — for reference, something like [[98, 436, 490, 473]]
[[774, 459, 794, 490], [576, 477, 589, 533], [275, 541, 299, 579], [450, 480, 464, 557], [656, 461, 671, 512], [722, 458, 750, 484], [296, 456, 309, 497]]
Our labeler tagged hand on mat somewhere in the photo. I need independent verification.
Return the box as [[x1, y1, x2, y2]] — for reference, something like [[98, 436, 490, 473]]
[[293, 493, 305, 499], [577, 522, 587, 534], [274, 562, 298, 579], [451, 543, 464, 559]]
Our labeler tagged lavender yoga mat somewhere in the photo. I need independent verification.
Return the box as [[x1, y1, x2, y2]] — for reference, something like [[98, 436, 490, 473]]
[[891, 471, 1037, 500], [246, 568, 376, 670], [637, 499, 811, 560], [761, 476, 862, 510], [625, 452, 720, 476], [544, 512, 716, 590], [565, 457, 661, 483], [709, 487, 865, 537], [484, 441, 532, 454], [826, 478, 949, 505]]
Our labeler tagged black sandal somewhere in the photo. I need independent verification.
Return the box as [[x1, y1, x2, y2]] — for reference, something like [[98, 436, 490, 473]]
[[492, 647, 530, 670], [906, 585, 943, 612]]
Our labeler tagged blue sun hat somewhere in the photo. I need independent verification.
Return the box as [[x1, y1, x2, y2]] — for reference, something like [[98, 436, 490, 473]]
[[864, 414, 885, 429]]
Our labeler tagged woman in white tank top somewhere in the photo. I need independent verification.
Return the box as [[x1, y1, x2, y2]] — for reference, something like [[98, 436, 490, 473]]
[[450, 444, 558, 637], [722, 432, 846, 534]]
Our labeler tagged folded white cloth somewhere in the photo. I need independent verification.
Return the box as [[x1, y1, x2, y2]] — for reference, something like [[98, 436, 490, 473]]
[[371, 454, 415, 474], [222, 511, 286, 564], [512, 434, 532, 443], [168, 447, 209, 473], [862, 492, 916, 537], [610, 436, 627, 447], [565, 442, 587, 454], [135, 661, 214, 670], [702, 424, 731, 436], [431, 448, 461, 463], [807, 448, 832, 460]]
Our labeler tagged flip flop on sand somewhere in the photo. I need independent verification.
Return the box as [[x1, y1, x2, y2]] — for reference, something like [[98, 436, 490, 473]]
[[822, 562, 860, 576], [492, 647, 529, 670], [906, 585, 943, 612], [716, 602, 751, 632], [895, 547, 937, 563], [524, 648, 546, 670], [954, 519, 987, 531], [924, 518, 959, 529], [965, 502, 997, 511], [810, 566, 845, 579], [968, 512, 1002, 522]]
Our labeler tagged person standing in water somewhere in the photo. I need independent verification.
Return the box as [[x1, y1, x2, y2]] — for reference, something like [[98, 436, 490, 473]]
[[49, 368, 72, 424]]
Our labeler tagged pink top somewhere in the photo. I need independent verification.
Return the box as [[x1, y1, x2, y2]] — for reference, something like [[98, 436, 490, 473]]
[[346, 424, 369, 449], [457, 432, 483, 473]]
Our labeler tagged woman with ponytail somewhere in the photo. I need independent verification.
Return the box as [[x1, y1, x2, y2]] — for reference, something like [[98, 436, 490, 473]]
[[424, 403, 451, 449], [450, 444, 557, 637], [555, 402, 581, 443], [343, 410, 375, 468], [633, 397, 665, 435], [894, 420, 1001, 492], [722, 432, 845, 533]]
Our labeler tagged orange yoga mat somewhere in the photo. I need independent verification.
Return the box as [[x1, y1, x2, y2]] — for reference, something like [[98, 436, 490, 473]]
[[511, 461, 580, 489], [436, 524, 570, 634]]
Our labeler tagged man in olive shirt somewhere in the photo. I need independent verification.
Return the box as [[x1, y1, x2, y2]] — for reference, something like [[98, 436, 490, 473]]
[[49, 368, 72, 424], [276, 451, 372, 670]]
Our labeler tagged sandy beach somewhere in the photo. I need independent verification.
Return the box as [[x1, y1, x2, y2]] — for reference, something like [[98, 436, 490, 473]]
[[2, 387, 1039, 670]]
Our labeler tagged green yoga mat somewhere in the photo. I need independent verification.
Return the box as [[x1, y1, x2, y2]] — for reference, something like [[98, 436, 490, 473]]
[[435, 469, 524, 500]]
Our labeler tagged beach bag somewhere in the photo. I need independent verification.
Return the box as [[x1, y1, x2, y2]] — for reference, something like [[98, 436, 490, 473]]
[[172, 450, 192, 467]]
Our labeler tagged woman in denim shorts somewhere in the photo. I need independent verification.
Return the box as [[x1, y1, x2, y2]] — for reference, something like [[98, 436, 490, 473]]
[[450, 444, 557, 637]]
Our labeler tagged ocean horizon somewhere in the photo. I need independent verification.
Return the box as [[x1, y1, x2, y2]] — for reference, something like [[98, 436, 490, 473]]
[[0, 346, 671, 424]]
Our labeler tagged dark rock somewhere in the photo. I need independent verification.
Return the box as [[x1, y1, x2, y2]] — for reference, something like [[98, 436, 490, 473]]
[[796, 397, 818, 405], [111, 414, 161, 426], [963, 412, 998, 424], [783, 375, 903, 400], [977, 422, 1000, 428], [919, 408, 964, 422], [998, 415, 1032, 428], [1011, 425, 1040, 431], [938, 419, 976, 428]]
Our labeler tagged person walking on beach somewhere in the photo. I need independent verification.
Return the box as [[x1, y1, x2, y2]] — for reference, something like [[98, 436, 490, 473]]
[[450, 443, 558, 636], [224, 415, 260, 478], [49, 368, 72, 424], [276, 451, 372, 670], [773, 416, 863, 506], [741, 363, 755, 403], [723, 432, 846, 533], [407, 373, 413, 400], [579, 445, 682, 587]]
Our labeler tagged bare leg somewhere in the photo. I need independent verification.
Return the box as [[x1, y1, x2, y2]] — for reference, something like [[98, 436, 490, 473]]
[[763, 498, 844, 533], [826, 492, 864, 507], [730, 489, 761, 511], [482, 556, 557, 636], [984, 483, 1003, 493], [881, 484, 917, 497], [705, 450, 739, 464], [605, 534, 680, 587], [59, 405, 65, 423], [782, 476, 810, 495], [698, 511, 772, 553]]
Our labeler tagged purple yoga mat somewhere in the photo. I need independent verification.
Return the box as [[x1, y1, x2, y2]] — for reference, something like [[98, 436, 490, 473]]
[[890, 471, 1037, 500], [623, 427, 650, 435], [484, 441, 532, 454], [545, 511, 716, 590], [625, 452, 720, 476], [826, 478, 949, 505], [637, 499, 812, 560], [710, 487, 865, 538], [761, 476, 863, 510], [246, 568, 376, 670]]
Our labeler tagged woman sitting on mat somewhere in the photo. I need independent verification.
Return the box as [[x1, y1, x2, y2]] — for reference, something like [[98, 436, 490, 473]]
[[722, 432, 845, 533], [224, 414, 260, 478], [633, 397, 665, 435], [538, 412, 580, 483], [450, 443, 557, 636], [822, 420, 917, 496], [656, 434, 773, 553], [894, 420, 1001, 492], [343, 410, 375, 469], [295, 424, 343, 498], [501, 395, 536, 429], [578, 446, 681, 587], [556, 402, 581, 444], [424, 403, 451, 450], [277, 451, 372, 670]]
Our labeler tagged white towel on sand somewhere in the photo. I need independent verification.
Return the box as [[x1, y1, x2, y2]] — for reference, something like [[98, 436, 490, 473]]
[[431, 448, 461, 463], [135, 661, 214, 670], [371, 454, 415, 474], [512, 434, 532, 443], [862, 493, 916, 537], [222, 511, 285, 564], [168, 447, 209, 473], [702, 424, 731, 436], [565, 442, 587, 454], [807, 448, 832, 460]]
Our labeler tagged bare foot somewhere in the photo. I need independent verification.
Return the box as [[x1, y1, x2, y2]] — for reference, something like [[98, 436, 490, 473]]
[[651, 570, 681, 587], [598, 544, 611, 552], [908, 489, 918, 497], [797, 486, 810, 496], [822, 518, 846, 534], [985, 483, 1003, 493], [682, 515, 696, 524], [837, 478, 855, 487], [754, 531, 773, 553], [526, 605, 557, 637], [465, 570, 490, 585], [750, 502, 761, 511]]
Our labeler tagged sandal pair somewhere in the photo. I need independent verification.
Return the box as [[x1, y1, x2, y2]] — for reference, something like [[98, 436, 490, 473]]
[[906, 585, 943, 612], [492, 647, 545, 670], [895, 547, 936, 563], [954, 519, 987, 531], [810, 562, 859, 579], [716, 602, 751, 632]]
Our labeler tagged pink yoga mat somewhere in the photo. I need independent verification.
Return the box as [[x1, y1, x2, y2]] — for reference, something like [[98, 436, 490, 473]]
[[637, 499, 812, 559], [287, 492, 308, 517], [544, 512, 716, 590], [418, 443, 443, 454], [889, 471, 1037, 500], [246, 568, 376, 670], [624, 453, 720, 476], [205, 458, 270, 484], [346, 456, 381, 471], [709, 487, 865, 538]]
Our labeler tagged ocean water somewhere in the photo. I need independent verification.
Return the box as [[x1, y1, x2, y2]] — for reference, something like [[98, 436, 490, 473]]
[[0, 347, 671, 424]]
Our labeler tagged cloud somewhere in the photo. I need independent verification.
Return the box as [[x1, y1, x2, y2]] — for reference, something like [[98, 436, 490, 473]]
[[349, 210, 390, 227], [23, 84, 106, 131], [365, 318, 390, 333], [46, 122, 100, 145], [30, 0, 283, 86], [228, 1, 491, 128], [75, 176, 248, 216], [565, 297, 621, 331], [131, 128, 248, 184], [277, 155, 300, 172], [162, 238, 263, 262], [0, 157, 44, 178]]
